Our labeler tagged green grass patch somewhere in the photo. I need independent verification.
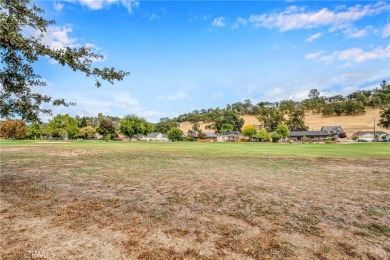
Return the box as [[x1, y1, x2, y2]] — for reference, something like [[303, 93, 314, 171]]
[[1, 139, 389, 159]]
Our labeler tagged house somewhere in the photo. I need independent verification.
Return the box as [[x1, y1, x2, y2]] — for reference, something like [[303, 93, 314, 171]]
[[187, 130, 200, 138], [142, 132, 168, 142], [215, 133, 225, 142], [204, 132, 217, 140], [353, 131, 387, 142], [383, 134, 390, 142], [321, 126, 344, 137], [197, 132, 218, 142], [224, 131, 243, 142], [289, 131, 331, 141]]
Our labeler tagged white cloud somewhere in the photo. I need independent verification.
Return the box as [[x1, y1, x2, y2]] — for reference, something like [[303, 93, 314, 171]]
[[53, 2, 64, 12], [320, 44, 390, 63], [231, 17, 247, 30], [212, 17, 225, 27], [382, 23, 390, 37], [343, 27, 369, 38], [248, 2, 390, 32], [66, 0, 139, 13], [305, 32, 322, 42], [39, 26, 80, 50], [305, 50, 324, 59], [158, 91, 188, 101]]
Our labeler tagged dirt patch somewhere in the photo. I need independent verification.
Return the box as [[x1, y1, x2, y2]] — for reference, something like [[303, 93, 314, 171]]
[[1, 145, 389, 259]]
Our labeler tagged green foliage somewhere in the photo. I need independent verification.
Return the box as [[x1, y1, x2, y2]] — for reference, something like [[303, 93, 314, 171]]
[[0, 0, 129, 122], [242, 125, 257, 140], [97, 113, 117, 139], [79, 126, 96, 139], [46, 114, 79, 139], [271, 132, 282, 143], [154, 117, 177, 134], [192, 122, 200, 131], [79, 117, 87, 128], [279, 100, 297, 113], [257, 109, 285, 132], [119, 115, 153, 138], [378, 106, 390, 129], [286, 109, 308, 131], [105, 134, 111, 142], [215, 110, 245, 133], [220, 123, 234, 134], [0, 119, 27, 139], [27, 122, 42, 140], [322, 101, 365, 116], [275, 124, 290, 139], [167, 128, 183, 141], [256, 129, 270, 142]]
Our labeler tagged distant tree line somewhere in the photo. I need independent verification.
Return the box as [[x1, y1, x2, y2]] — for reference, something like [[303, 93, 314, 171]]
[[1, 81, 389, 140]]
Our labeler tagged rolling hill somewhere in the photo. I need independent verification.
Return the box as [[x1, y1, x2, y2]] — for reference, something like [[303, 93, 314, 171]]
[[179, 107, 387, 138]]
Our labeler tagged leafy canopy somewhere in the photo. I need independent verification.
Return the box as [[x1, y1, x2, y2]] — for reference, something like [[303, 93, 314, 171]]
[[242, 124, 257, 139], [378, 106, 390, 129], [119, 115, 153, 138], [0, 119, 27, 139], [46, 114, 79, 139], [167, 127, 183, 141], [0, 0, 129, 122]]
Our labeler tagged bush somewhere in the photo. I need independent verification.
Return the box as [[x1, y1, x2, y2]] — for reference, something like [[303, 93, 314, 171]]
[[168, 128, 183, 141], [105, 134, 111, 142], [271, 132, 282, 143], [339, 132, 347, 138]]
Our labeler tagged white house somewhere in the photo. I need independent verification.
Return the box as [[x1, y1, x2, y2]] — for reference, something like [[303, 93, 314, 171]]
[[353, 131, 387, 142], [141, 132, 169, 142]]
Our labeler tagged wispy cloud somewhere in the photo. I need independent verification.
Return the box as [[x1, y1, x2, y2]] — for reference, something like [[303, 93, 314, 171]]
[[65, 0, 140, 13], [305, 32, 322, 42], [158, 91, 188, 101], [248, 2, 390, 32], [305, 51, 324, 59], [319, 44, 390, 64], [343, 27, 370, 38], [382, 23, 390, 38], [231, 17, 247, 30], [53, 2, 64, 12], [212, 17, 225, 27]]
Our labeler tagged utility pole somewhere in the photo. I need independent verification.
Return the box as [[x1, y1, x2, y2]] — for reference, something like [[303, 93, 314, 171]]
[[373, 119, 376, 142]]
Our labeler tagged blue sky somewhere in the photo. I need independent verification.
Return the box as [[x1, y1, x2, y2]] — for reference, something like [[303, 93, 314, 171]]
[[33, 0, 390, 122]]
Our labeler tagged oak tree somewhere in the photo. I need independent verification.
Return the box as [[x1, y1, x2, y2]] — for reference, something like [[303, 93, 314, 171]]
[[0, 0, 129, 122]]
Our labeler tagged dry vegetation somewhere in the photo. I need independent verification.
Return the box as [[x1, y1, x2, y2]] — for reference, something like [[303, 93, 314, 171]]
[[179, 108, 387, 137], [1, 142, 389, 259]]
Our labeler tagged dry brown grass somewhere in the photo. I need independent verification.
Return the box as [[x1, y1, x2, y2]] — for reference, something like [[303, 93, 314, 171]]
[[1, 144, 389, 259], [179, 108, 387, 137]]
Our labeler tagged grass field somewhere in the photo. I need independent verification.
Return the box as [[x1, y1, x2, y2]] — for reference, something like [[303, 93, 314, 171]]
[[1, 140, 389, 259]]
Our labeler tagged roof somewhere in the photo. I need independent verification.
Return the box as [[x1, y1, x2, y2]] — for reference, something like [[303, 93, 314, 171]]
[[353, 131, 387, 137], [204, 132, 217, 138], [290, 131, 330, 137], [321, 126, 343, 131], [146, 132, 163, 138], [224, 131, 241, 135]]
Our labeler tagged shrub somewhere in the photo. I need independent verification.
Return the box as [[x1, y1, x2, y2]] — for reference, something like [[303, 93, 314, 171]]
[[339, 132, 347, 138], [0, 119, 27, 139], [271, 132, 282, 143], [168, 128, 183, 141]]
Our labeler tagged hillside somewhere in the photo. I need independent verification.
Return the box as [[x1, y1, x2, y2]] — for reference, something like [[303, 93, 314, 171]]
[[179, 107, 387, 137]]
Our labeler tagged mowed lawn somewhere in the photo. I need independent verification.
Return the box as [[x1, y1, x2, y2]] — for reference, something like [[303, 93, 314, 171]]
[[1, 140, 389, 259]]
